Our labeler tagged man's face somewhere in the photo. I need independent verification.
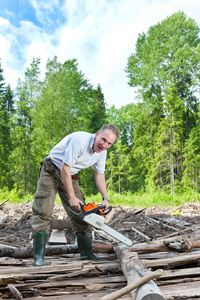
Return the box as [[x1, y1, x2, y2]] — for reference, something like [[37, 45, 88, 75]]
[[93, 129, 116, 153]]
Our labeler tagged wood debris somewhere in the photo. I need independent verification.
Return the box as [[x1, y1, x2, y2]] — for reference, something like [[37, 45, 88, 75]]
[[0, 200, 200, 299]]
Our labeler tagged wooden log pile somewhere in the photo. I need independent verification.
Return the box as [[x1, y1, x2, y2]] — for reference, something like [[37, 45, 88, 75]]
[[1, 200, 200, 299], [1, 232, 200, 299]]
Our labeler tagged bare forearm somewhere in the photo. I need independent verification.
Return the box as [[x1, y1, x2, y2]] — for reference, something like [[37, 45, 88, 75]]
[[95, 172, 110, 209], [61, 163, 75, 198], [95, 172, 107, 197], [61, 163, 82, 209]]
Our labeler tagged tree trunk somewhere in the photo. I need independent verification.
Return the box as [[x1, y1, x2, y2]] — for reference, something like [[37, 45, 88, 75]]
[[170, 125, 174, 196], [116, 245, 165, 300], [0, 244, 115, 258]]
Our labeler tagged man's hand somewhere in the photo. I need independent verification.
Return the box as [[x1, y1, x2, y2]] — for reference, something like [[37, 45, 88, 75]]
[[102, 199, 110, 210], [69, 196, 83, 211]]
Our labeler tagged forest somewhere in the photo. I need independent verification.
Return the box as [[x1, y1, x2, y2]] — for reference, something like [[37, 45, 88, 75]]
[[0, 11, 200, 200]]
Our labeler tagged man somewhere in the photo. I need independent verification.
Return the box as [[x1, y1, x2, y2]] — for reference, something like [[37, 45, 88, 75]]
[[31, 124, 119, 266]]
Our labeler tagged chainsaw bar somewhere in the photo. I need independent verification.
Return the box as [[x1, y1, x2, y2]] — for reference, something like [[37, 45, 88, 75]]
[[83, 213, 133, 247]]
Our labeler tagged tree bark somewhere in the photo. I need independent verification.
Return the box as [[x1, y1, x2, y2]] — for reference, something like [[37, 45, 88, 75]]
[[116, 245, 165, 300], [0, 244, 115, 258]]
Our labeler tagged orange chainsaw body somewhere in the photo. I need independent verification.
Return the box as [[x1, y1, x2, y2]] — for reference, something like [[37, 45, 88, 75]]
[[82, 202, 105, 216]]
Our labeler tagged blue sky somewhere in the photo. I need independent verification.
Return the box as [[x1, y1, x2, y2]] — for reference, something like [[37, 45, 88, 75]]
[[0, 0, 200, 108]]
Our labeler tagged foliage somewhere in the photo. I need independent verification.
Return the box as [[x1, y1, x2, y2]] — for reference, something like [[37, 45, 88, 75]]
[[10, 58, 42, 193], [182, 115, 200, 191], [125, 11, 200, 195], [0, 11, 200, 201], [0, 61, 15, 189]]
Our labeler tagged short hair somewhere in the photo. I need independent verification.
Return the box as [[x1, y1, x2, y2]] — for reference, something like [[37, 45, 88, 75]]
[[99, 124, 120, 139]]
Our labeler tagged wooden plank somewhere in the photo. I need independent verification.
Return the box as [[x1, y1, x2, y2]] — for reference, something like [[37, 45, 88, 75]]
[[48, 229, 68, 245], [0, 274, 128, 299], [0, 260, 120, 276], [158, 277, 200, 286], [18, 291, 133, 299], [143, 252, 200, 269], [139, 249, 200, 260], [159, 266, 200, 280], [160, 280, 200, 299]]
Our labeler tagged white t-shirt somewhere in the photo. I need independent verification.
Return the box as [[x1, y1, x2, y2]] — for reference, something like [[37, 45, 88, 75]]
[[49, 131, 107, 175]]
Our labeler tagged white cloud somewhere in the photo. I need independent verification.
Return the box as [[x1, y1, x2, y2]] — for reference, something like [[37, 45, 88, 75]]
[[28, 0, 60, 25], [0, 35, 10, 62], [3, 67, 20, 89], [0, 16, 10, 26], [1, 0, 200, 108]]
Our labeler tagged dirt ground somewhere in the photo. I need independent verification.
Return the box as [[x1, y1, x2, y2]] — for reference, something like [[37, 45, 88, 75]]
[[0, 200, 200, 247]]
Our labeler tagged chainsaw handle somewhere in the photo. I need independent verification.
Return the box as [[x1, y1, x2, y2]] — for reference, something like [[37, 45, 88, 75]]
[[80, 204, 112, 216], [101, 205, 112, 216]]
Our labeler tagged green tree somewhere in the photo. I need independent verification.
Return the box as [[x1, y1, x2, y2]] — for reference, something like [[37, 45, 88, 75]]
[[33, 57, 94, 153], [87, 84, 107, 133], [148, 86, 184, 195], [182, 116, 200, 191], [11, 58, 41, 193], [0, 62, 14, 188], [126, 11, 200, 108], [80, 84, 108, 195], [125, 11, 200, 193], [106, 142, 132, 194]]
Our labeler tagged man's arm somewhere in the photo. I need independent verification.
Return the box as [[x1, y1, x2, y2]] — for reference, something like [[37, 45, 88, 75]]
[[95, 172, 110, 209], [61, 162, 83, 210]]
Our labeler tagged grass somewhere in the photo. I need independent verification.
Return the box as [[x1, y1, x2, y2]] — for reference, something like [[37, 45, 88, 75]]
[[86, 190, 200, 208], [0, 187, 199, 208], [0, 187, 34, 204]]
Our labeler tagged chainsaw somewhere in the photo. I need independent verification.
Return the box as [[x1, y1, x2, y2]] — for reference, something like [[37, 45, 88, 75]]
[[68, 202, 133, 247]]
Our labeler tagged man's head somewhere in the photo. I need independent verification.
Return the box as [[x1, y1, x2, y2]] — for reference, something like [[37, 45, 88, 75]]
[[92, 124, 119, 153]]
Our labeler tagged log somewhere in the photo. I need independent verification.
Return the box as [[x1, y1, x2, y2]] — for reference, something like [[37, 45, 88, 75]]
[[143, 252, 200, 269], [50, 218, 71, 230], [0, 244, 78, 258], [158, 231, 200, 244], [159, 223, 200, 240], [0, 244, 114, 258], [7, 284, 23, 300], [145, 216, 179, 232], [0, 199, 10, 208], [1, 235, 199, 259], [99, 269, 164, 300], [116, 245, 165, 300], [94, 228, 119, 243], [0, 239, 193, 259], [131, 226, 151, 241]]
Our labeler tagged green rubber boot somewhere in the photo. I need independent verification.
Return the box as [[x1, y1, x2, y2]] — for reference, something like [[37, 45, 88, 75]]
[[76, 232, 102, 261], [33, 232, 51, 267]]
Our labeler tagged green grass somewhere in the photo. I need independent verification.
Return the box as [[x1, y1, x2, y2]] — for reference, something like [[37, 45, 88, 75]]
[[0, 187, 34, 204], [84, 189, 200, 208], [0, 187, 199, 208]]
